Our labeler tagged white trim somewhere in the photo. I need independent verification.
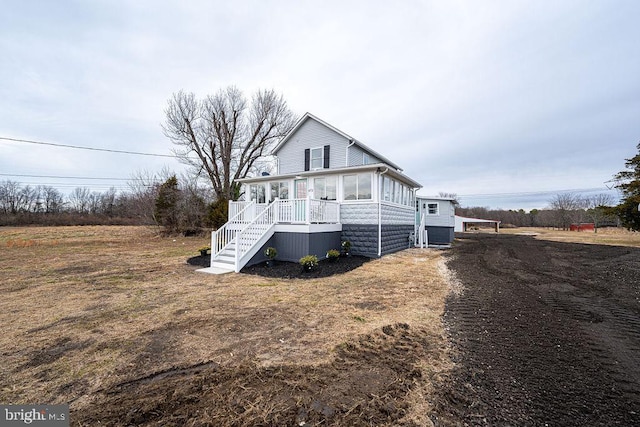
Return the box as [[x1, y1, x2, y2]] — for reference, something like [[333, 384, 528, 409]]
[[342, 172, 373, 201], [274, 223, 342, 233], [239, 162, 422, 189], [310, 146, 324, 170], [426, 202, 439, 215]]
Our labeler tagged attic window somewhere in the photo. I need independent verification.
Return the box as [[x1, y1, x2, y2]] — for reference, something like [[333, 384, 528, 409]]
[[310, 147, 323, 169], [363, 153, 370, 165], [305, 145, 330, 171]]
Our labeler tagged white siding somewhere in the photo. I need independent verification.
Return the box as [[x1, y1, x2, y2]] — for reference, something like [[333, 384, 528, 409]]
[[276, 119, 349, 174], [340, 203, 378, 224], [381, 203, 415, 225], [418, 198, 455, 227], [347, 144, 383, 167]]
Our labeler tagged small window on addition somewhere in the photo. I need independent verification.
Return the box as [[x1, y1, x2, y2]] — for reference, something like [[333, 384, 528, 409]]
[[427, 203, 439, 215]]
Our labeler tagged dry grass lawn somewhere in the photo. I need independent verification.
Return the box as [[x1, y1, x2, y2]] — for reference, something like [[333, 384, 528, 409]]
[[500, 226, 640, 247], [0, 226, 455, 425]]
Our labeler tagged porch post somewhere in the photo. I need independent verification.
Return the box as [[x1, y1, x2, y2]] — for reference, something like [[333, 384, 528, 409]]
[[306, 196, 311, 224]]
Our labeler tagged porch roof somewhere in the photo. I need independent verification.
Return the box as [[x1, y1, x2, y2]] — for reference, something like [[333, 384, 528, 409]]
[[237, 162, 423, 189]]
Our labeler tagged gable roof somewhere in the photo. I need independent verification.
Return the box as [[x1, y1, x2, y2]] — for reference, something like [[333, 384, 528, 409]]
[[272, 112, 403, 171]]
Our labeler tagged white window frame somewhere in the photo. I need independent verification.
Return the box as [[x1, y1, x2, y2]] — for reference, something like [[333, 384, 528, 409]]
[[249, 184, 266, 203], [313, 176, 337, 200], [427, 202, 439, 215], [342, 173, 372, 201], [310, 147, 323, 170], [270, 181, 289, 200], [383, 176, 391, 202], [362, 152, 370, 165]]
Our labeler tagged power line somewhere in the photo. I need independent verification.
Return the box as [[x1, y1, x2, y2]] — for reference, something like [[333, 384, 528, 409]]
[[0, 136, 176, 158], [458, 187, 613, 199], [0, 173, 162, 182]]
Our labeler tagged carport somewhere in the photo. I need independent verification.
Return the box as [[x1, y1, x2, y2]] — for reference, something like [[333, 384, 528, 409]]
[[455, 215, 501, 233]]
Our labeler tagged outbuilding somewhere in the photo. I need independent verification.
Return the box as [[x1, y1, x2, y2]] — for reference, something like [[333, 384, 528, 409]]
[[415, 196, 456, 245], [455, 215, 501, 233]]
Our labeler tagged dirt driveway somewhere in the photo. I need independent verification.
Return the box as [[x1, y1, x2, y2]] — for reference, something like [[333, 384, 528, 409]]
[[432, 233, 640, 426]]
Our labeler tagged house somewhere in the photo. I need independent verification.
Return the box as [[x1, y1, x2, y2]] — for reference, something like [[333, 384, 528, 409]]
[[201, 112, 422, 273], [415, 196, 456, 246]]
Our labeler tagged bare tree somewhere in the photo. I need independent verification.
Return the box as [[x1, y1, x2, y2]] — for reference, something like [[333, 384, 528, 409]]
[[0, 180, 21, 214], [68, 187, 91, 214], [548, 193, 585, 230], [40, 186, 64, 214], [438, 191, 460, 207], [163, 86, 296, 200], [585, 193, 615, 232]]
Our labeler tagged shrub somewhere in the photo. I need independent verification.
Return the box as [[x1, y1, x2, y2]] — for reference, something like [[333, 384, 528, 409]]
[[341, 240, 351, 254], [326, 249, 340, 262], [299, 255, 319, 271], [206, 197, 228, 230], [264, 247, 277, 260]]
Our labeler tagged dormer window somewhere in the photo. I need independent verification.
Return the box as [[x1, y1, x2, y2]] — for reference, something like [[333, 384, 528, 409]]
[[310, 147, 323, 169]]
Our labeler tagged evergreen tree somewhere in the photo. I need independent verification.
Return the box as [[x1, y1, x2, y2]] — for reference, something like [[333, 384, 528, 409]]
[[613, 143, 640, 231], [154, 176, 180, 232]]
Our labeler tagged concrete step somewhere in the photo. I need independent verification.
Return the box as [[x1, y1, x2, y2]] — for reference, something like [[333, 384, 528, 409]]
[[197, 263, 234, 274]]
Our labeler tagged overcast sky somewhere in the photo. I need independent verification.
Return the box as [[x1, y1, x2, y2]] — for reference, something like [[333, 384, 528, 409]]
[[1, 0, 639, 210]]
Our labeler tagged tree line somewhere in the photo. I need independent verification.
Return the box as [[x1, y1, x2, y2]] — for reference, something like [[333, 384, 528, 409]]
[[0, 171, 216, 232], [456, 192, 618, 230]]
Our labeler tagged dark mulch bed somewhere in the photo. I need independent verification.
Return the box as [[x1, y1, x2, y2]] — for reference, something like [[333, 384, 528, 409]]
[[187, 255, 370, 279]]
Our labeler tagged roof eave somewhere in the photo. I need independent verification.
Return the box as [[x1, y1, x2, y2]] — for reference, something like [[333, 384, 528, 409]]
[[237, 162, 422, 189]]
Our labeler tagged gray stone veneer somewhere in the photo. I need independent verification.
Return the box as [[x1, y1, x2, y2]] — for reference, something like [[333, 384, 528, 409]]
[[381, 225, 414, 255], [340, 224, 378, 257]]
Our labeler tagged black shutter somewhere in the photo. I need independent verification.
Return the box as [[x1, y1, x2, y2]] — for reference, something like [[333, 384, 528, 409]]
[[323, 145, 330, 168], [304, 148, 310, 171]]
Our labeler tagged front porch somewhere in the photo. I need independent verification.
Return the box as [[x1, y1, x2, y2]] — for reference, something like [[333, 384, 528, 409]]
[[229, 198, 341, 225], [203, 198, 342, 274]]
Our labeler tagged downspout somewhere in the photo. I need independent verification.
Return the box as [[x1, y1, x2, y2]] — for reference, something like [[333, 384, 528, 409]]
[[346, 138, 355, 167], [378, 167, 389, 257]]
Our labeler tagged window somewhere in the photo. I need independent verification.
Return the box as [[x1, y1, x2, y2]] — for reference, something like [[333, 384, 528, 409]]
[[427, 203, 439, 215], [249, 184, 265, 203], [363, 153, 370, 165], [310, 147, 323, 169], [343, 173, 372, 201], [270, 182, 289, 200], [314, 176, 337, 200], [393, 181, 401, 204], [383, 176, 391, 202]]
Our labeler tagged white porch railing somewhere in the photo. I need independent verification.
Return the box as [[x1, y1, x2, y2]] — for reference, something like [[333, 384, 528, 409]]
[[228, 201, 268, 222], [235, 202, 278, 271], [229, 198, 340, 224], [211, 200, 256, 259], [416, 213, 428, 248]]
